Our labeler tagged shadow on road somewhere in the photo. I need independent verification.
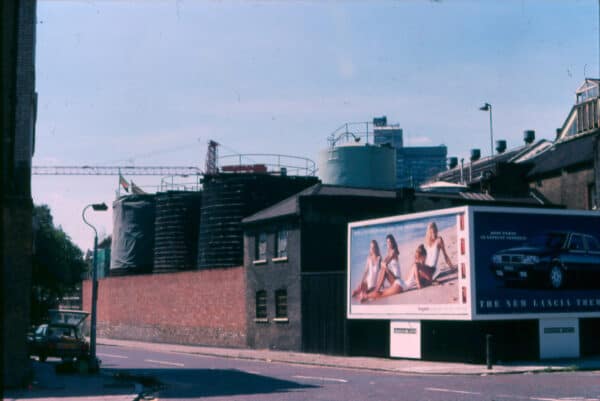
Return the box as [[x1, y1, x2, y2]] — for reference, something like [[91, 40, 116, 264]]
[[112, 367, 318, 399], [6, 360, 317, 399]]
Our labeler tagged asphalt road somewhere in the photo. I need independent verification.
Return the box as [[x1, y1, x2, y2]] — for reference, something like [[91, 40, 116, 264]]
[[97, 344, 600, 401]]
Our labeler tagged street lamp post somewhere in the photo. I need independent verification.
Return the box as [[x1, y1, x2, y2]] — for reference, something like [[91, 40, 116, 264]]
[[479, 102, 494, 157], [82, 202, 108, 372]]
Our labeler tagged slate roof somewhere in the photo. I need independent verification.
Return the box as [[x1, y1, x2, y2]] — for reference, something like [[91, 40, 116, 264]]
[[527, 132, 598, 177], [414, 190, 552, 206], [242, 184, 397, 224]]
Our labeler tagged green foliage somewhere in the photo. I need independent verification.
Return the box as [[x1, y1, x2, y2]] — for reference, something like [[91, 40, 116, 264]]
[[31, 204, 86, 324]]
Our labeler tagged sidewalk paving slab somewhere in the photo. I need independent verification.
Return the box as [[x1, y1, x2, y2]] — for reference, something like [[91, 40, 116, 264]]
[[97, 337, 600, 376]]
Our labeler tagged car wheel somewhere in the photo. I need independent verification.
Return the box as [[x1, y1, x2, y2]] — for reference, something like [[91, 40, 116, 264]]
[[39, 354, 47, 362], [549, 265, 565, 289]]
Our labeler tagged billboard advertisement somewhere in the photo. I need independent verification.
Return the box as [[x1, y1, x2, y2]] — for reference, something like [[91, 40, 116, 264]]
[[348, 207, 472, 320], [472, 207, 600, 319]]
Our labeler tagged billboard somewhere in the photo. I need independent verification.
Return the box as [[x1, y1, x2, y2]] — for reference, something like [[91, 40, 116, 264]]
[[472, 207, 600, 320], [348, 206, 600, 321], [348, 207, 471, 320]]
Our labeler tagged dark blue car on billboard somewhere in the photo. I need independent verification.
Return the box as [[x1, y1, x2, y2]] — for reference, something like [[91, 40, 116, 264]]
[[490, 231, 600, 289]]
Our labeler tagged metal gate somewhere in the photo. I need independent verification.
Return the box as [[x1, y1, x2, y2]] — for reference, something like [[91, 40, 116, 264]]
[[301, 271, 347, 355]]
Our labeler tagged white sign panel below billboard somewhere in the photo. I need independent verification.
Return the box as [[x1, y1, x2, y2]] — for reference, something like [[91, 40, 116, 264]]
[[390, 320, 422, 359]]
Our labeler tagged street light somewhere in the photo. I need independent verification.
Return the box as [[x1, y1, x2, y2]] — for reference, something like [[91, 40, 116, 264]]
[[82, 202, 108, 372], [479, 102, 494, 157]]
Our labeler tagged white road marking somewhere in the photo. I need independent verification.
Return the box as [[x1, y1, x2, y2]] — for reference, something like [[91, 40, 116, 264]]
[[496, 395, 598, 401], [144, 359, 185, 367], [292, 375, 348, 383], [97, 353, 129, 359], [425, 387, 481, 395]]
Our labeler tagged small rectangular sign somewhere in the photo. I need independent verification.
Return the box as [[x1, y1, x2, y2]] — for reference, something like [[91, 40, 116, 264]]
[[539, 318, 579, 359], [390, 320, 421, 359]]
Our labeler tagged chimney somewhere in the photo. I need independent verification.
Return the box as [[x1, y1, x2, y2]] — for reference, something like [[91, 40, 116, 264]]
[[523, 130, 535, 144], [495, 140, 507, 154], [448, 157, 458, 169]]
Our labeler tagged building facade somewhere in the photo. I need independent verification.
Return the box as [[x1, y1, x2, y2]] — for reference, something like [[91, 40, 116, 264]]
[[396, 146, 448, 188], [242, 184, 550, 359], [527, 78, 600, 210], [372, 122, 447, 189], [1, 0, 37, 387]]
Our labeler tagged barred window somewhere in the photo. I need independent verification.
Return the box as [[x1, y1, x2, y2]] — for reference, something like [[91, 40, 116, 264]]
[[275, 289, 287, 318], [255, 290, 267, 319]]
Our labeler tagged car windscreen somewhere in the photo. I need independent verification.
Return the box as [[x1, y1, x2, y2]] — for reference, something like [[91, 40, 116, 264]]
[[527, 233, 566, 249]]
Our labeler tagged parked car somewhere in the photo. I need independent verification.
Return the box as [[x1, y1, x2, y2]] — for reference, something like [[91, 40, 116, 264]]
[[28, 309, 90, 363], [490, 231, 600, 289]]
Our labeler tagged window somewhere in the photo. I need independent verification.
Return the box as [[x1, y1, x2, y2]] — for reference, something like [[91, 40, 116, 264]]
[[275, 289, 288, 319], [255, 233, 267, 261], [568, 235, 584, 251], [255, 290, 267, 319], [585, 236, 600, 252], [588, 183, 597, 210], [275, 229, 288, 259]]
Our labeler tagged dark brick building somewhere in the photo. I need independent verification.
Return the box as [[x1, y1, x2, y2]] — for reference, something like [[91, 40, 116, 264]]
[[242, 184, 548, 356], [1, 0, 37, 388]]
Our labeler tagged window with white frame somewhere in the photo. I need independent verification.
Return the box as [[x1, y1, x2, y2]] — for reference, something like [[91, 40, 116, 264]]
[[275, 229, 288, 259], [255, 232, 267, 261]]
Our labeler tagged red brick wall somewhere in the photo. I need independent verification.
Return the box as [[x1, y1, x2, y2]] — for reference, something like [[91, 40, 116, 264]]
[[82, 267, 247, 347]]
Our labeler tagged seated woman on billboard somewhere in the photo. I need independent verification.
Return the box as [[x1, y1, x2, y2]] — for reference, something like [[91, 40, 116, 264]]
[[360, 244, 433, 301], [424, 221, 455, 281], [351, 240, 382, 298]]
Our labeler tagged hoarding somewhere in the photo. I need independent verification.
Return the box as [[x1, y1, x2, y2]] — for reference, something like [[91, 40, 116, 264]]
[[472, 207, 600, 320], [348, 206, 600, 321], [348, 207, 472, 320]]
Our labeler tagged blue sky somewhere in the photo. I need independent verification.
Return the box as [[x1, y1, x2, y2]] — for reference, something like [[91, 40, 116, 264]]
[[33, 0, 599, 251]]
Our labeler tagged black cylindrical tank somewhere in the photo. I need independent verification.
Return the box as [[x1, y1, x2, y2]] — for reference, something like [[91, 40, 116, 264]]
[[110, 194, 155, 276], [153, 191, 202, 273], [197, 173, 319, 269]]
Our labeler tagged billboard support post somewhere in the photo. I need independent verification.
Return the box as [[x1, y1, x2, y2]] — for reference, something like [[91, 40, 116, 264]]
[[486, 334, 493, 370]]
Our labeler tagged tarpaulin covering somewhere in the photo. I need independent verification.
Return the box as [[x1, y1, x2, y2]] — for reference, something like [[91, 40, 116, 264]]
[[110, 195, 155, 274]]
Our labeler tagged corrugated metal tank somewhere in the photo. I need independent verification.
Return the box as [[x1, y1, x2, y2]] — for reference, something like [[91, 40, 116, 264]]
[[110, 194, 155, 276], [318, 144, 396, 189], [153, 191, 202, 273], [197, 173, 319, 269]]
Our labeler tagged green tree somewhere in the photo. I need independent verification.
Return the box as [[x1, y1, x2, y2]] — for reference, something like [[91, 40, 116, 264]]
[[31, 204, 86, 324]]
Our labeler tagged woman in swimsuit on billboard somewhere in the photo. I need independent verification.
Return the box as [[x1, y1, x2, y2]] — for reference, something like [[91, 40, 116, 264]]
[[351, 240, 381, 298], [424, 221, 454, 281]]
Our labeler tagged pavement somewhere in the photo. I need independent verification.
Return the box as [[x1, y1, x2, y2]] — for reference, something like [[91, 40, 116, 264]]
[[4, 337, 600, 401]]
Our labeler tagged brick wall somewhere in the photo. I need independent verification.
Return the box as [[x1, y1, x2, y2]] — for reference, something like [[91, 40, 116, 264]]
[[531, 167, 595, 210], [82, 267, 247, 347]]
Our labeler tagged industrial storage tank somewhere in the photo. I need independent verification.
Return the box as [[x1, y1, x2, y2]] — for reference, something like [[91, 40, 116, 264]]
[[197, 173, 319, 269], [153, 191, 202, 273], [110, 194, 155, 276], [318, 143, 396, 189]]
